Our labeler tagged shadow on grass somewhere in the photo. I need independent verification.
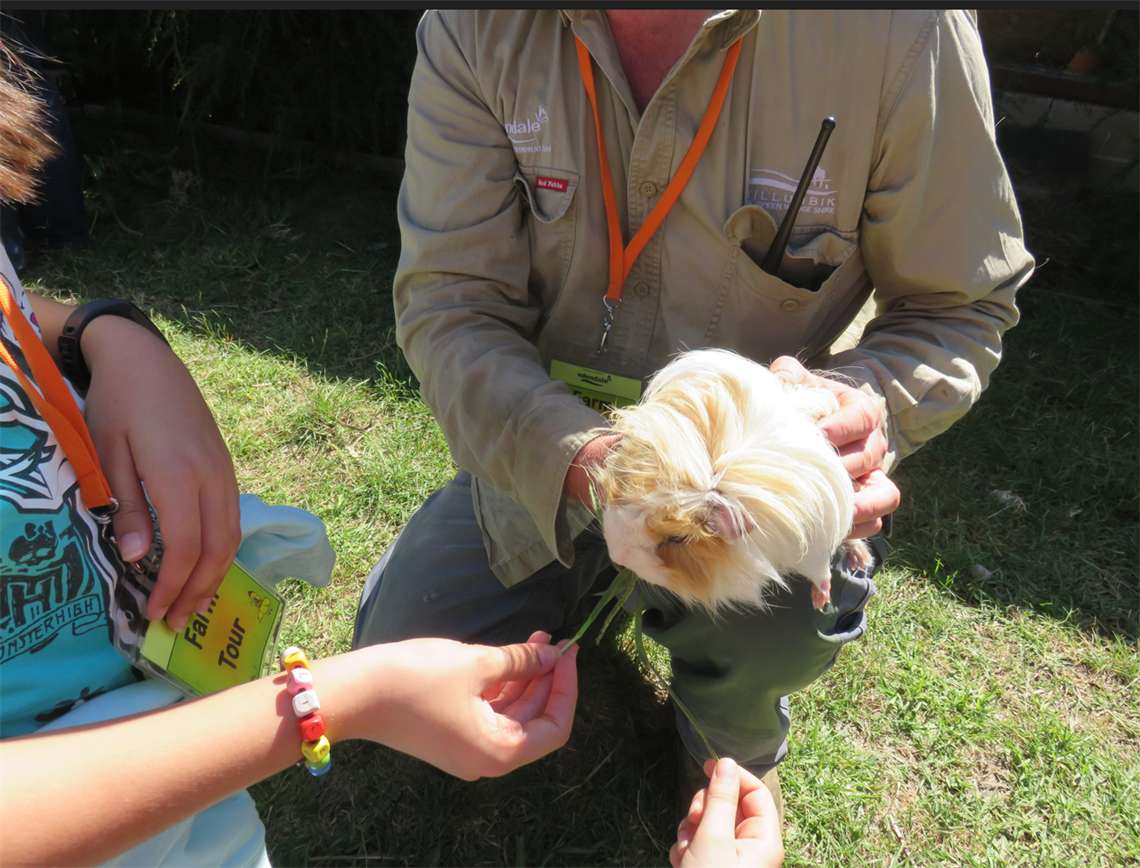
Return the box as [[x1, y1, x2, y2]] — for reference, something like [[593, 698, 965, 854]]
[[28, 118, 417, 392], [889, 290, 1140, 643], [251, 636, 680, 867], [888, 182, 1139, 643]]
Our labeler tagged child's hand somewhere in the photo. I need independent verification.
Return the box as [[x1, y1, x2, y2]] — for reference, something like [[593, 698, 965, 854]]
[[81, 315, 241, 632], [343, 631, 578, 780], [671, 758, 784, 868]]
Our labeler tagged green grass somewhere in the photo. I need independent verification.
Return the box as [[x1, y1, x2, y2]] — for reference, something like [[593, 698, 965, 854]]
[[21, 118, 1139, 866]]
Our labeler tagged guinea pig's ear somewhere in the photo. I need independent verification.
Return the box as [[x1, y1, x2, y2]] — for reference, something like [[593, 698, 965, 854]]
[[703, 494, 753, 540]]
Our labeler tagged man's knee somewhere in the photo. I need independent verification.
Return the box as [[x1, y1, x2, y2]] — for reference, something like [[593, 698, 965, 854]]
[[352, 473, 493, 646]]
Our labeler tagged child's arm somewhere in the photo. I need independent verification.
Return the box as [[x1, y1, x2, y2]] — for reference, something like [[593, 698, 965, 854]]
[[0, 634, 578, 868], [26, 292, 241, 633]]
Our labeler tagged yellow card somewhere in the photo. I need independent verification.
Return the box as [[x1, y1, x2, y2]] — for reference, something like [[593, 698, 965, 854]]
[[550, 360, 642, 414], [139, 560, 283, 697]]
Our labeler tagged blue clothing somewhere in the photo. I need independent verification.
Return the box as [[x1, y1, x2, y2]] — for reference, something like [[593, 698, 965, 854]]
[[0, 261, 136, 736], [0, 252, 271, 867]]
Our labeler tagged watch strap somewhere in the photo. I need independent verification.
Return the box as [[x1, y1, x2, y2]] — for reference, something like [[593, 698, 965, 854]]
[[58, 299, 169, 389]]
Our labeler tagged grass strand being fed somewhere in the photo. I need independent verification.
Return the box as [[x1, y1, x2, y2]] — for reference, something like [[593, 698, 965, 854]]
[[561, 567, 722, 763], [560, 567, 637, 651]]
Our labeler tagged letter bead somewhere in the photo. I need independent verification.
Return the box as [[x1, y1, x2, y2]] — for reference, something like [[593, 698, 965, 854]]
[[280, 647, 331, 779], [301, 735, 331, 763], [287, 666, 314, 695], [292, 689, 320, 717], [298, 713, 325, 742], [282, 647, 309, 671]]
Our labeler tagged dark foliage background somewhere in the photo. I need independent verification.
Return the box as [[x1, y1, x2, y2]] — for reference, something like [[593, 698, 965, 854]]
[[978, 6, 1138, 81], [39, 9, 422, 159]]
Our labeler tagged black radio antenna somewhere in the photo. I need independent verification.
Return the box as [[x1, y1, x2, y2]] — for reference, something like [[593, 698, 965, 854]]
[[761, 117, 836, 275]]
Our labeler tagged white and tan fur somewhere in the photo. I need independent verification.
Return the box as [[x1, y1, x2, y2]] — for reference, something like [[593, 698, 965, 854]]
[[590, 349, 869, 613]]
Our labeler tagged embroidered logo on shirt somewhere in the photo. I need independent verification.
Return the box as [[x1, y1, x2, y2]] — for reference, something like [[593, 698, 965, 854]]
[[505, 105, 552, 154], [535, 176, 568, 192], [748, 166, 837, 217]]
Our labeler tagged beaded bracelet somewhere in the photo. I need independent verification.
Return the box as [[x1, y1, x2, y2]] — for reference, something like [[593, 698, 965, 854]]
[[282, 646, 331, 776]]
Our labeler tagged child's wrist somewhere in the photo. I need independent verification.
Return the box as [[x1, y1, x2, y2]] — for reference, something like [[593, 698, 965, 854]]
[[309, 646, 397, 746]]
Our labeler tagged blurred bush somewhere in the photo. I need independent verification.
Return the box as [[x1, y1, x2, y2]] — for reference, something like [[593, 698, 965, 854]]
[[41, 9, 421, 159]]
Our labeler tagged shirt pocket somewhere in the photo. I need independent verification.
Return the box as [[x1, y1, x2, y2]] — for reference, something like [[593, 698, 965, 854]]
[[704, 206, 868, 364], [723, 203, 857, 290], [515, 166, 579, 317]]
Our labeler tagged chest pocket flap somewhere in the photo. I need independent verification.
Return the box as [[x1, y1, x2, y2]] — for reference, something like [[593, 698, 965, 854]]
[[515, 166, 579, 223]]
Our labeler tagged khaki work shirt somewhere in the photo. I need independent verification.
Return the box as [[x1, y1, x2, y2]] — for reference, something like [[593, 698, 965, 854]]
[[394, 9, 1035, 586]]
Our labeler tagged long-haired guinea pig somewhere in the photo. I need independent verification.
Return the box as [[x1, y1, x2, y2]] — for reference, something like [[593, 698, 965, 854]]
[[589, 349, 870, 613]]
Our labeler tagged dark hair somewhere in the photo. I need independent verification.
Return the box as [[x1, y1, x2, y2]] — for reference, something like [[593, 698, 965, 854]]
[[0, 36, 58, 204]]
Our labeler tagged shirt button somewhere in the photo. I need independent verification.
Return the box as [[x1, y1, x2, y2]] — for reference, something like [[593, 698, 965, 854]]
[[780, 299, 799, 312], [639, 181, 658, 197], [634, 282, 650, 298]]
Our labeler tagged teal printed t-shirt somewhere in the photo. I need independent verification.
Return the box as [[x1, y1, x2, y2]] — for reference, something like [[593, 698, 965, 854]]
[[1, 271, 137, 737]]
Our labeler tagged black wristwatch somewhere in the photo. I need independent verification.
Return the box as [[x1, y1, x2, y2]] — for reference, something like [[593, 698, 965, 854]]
[[58, 299, 169, 390]]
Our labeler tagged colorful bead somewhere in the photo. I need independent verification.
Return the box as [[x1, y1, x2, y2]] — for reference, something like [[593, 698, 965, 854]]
[[292, 689, 321, 717], [286, 667, 314, 695], [282, 647, 331, 778], [282, 647, 309, 671], [298, 713, 325, 742], [305, 754, 331, 776], [301, 735, 331, 763]]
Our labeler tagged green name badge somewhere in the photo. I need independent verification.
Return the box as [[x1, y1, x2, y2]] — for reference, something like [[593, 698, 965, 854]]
[[550, 360, 643, 414], [138, 560, 284, 697]]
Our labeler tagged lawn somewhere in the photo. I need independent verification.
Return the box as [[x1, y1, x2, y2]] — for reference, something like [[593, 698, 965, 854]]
[[21, 115, 1139, 867]]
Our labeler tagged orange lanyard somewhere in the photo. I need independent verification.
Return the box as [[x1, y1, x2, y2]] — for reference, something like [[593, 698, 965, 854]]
[[0, 277, 117, 517], [574, 34, 742, 350]]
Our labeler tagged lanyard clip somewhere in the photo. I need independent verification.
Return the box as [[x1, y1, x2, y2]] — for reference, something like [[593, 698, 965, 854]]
[[90, 497, 120, 526], [597, 298, 622, 354]]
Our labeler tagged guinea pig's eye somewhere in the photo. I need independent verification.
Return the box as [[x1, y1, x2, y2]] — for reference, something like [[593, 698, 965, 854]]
[[665, 534, 689, 545]]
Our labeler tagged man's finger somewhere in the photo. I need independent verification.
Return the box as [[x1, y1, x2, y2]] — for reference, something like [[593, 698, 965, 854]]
[[768, 355, 810, 383], [851, 470, 900, 533], [770, 356, 885, 453], [818, 390, 881, 451], [836, 427, 887, 479], [850, 519, 882, 538]]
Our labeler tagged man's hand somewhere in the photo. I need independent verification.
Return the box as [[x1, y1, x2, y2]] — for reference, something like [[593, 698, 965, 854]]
[[360, 632, 579, 780], [563, 433, 622, 509], [80, 315, 241, 632], [769, 356, 899, 537], [671, 758, 784, 868]]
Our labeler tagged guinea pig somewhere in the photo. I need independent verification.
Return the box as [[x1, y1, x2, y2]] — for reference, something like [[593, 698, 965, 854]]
[[589, 349, 869, 613]]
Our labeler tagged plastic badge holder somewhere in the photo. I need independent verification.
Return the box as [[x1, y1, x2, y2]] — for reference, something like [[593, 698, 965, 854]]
[[129, 559, 285, 699]]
